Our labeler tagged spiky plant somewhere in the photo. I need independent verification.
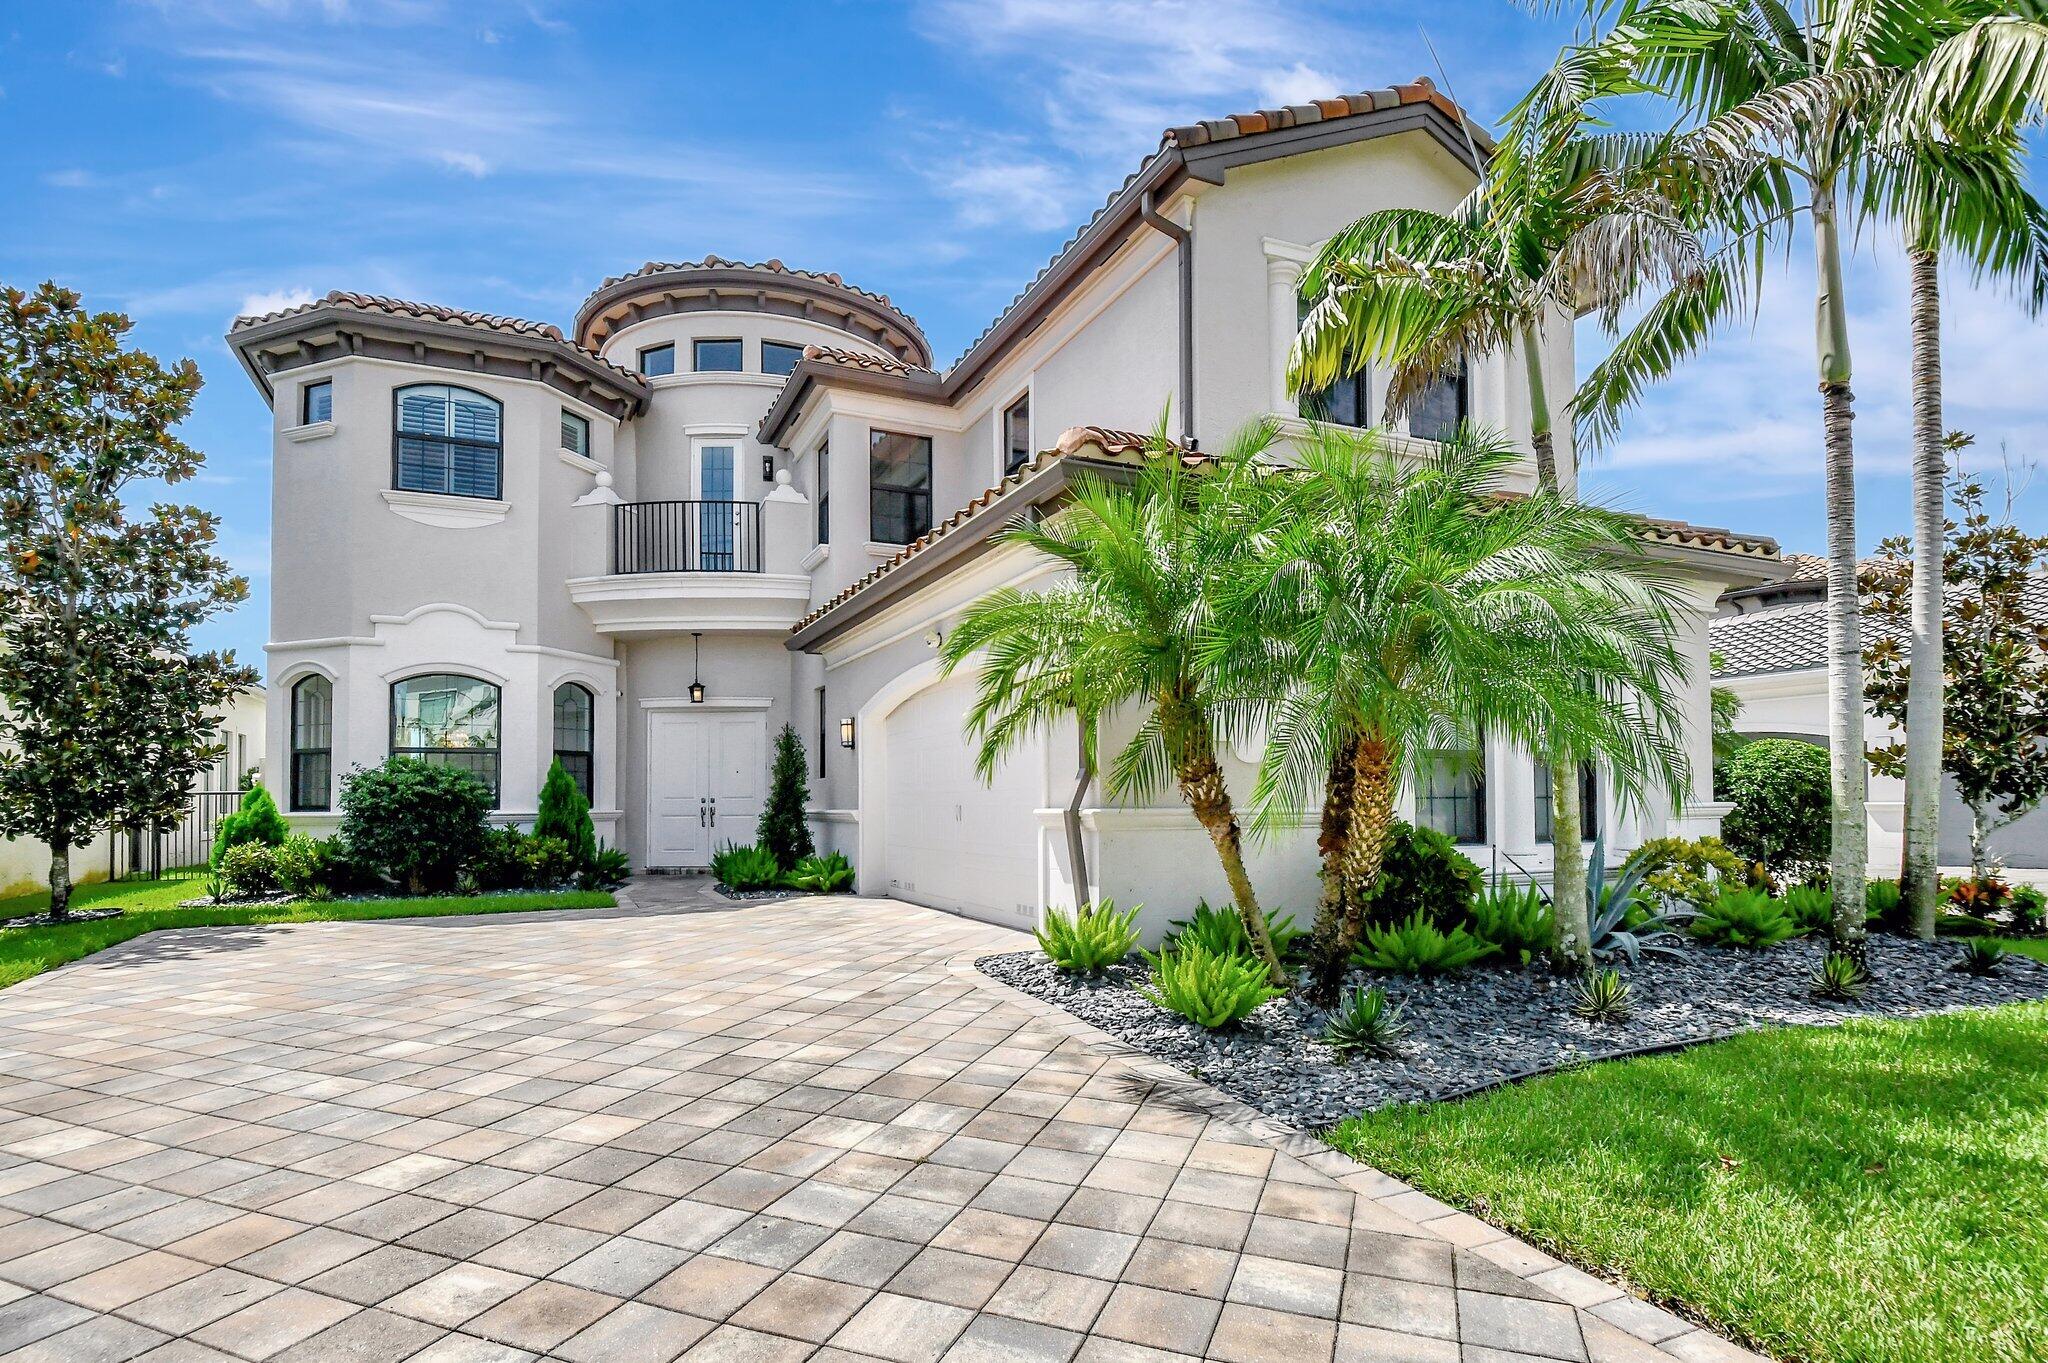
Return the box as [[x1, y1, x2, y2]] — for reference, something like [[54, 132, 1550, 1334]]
[[1572, 968, 1635, 1022], [1035, 902, 1140, 975], [1955, 939, 2008, 977], [1322, 985, 1410, 1059], [1813, 950, 1871, 1001]]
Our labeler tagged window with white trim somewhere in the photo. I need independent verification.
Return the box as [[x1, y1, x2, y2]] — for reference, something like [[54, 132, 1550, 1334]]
[[301, 379, 332, 426], [1535, 761, 1600, 843], [393, 384, 502, 500], [561, 409, 590, 456], [553, 683, 595, 803], [1003, 394, 1032, 475], [1417, 749, 1487, 845], [639, 343, 676, 376]]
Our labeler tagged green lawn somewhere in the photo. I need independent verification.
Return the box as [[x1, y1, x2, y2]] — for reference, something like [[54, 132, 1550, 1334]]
[[1995, 936, 2048, 964], [0, 878, 614, 990], [1326, 1003, 2048, 1363]]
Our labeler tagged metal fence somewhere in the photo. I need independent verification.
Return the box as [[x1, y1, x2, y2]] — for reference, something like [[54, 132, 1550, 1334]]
[[613, 499, 763, 574], [111, 789, 245, 881]]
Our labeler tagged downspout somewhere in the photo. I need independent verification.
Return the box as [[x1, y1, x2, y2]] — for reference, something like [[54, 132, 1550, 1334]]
[[1140, 187, 1195, 448]]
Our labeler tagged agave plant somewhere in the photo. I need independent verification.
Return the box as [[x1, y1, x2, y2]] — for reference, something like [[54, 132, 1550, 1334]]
[[1813, 951, 1870, 1001], [1954, 940, 2007, 978], [1587, 835, 1688, 966], [1572, 968, 1634, 1022], [1321, 984, 1409, 1059]]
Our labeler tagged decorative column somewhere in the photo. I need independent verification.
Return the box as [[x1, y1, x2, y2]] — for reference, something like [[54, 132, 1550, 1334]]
[[1267, 255, 1304, 414]]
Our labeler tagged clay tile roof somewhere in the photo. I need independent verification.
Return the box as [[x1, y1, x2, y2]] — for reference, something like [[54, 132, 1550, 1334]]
[[1779, 552, 1829, 581], [1161, 77, 1482, 151], [1632, 515, 1780, 559], [800, 344, 937, 377], [585, 255, 925, 340], [230, 290, 642, 388], [1710, 600, 1830, 676]]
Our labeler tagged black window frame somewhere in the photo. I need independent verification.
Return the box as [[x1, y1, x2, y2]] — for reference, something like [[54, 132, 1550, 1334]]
[[1409, 362, 1470, 442], [1534, 760, 1601, 844], [1300, 367, 1371, 427], [816, 440, 831, 545], [301, 379, 332, 426], [391, 383, 503, 501], [1003, 394, 1032, 475], [289, 674, 333, 812], [762, 340, 805, 376], [816, 686, 828, 778], [869, 429, 933, 545], [552, 682, 595, 804], [390, 672, 502, 804], [638, 342, 676, 377], [1417, 748, 1488, 846], [693, 337, 744, 372], [560, 408, 590, 456]]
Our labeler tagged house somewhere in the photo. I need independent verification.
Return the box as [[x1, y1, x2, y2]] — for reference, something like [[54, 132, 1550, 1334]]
[[232, 79, 1780, 941], [1714, 555, 2048, 873]]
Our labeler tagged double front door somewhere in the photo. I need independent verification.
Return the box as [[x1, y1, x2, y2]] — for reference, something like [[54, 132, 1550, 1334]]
[[647, 710, 765, 867]]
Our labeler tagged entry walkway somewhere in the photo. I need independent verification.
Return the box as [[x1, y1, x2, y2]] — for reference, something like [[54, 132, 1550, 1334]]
[[0, 882, 1758, 1361]]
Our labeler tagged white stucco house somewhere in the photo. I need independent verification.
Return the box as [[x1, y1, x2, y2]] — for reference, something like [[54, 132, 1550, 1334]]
[[231, 79, 1780, 940], [1714, 556, 2047, 873]]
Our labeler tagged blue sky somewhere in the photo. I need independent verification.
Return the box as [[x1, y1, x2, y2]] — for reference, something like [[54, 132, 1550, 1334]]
[[4, 0, 2043, 666]]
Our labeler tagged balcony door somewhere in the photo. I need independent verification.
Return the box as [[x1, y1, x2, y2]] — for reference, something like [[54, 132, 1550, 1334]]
[[692, 440, 738, 570]]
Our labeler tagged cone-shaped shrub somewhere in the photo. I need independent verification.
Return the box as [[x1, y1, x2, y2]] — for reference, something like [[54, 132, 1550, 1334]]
[[212, 783, 289, 869], [533, 759, 597, 868], [758, 723, 815, 868]]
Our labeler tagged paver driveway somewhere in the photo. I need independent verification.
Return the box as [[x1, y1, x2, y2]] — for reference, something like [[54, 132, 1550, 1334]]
[[0, 883, 1755, 1363]]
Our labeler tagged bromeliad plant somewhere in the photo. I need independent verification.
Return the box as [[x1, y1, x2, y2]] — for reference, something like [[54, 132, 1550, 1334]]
[[783, 851, 855, 893], [1138, 942, 1286, 1029], [710, 842, 782, 892], [1351, 912, 1498, 976], [1467, 883, 1558, 966], [1168, 901, 1305, 962], [1692, 887, 1802, 949], [1036, 901, 1140, 974]]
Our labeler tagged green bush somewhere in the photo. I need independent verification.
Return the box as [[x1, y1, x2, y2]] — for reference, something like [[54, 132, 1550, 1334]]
[[1167, 901, 1304, 960], [1137, 943, 1285, 1029], [579, 843, 632, 892], [758, 723, 816, 869], [2010, 885, 2045, 933], [218, 841, 279, 898], [1036, 901, 1140, 973], [472, 826, 530, 891], [337, 758, 494, 894], [1719, 740, 1831, 879], [711, 842, 782, 891], [1466, 884, 1556, 965], [1812, 950, 1869, 1000], [1956, 940, 2007, 976], [1626, 835, 1753, 910], [518, 835, 580, 888], [1355, 820, 1483, 928], [212, 783, 289, 869], [1352, 911, 1497, 974], [272, 834, 330, 898], [1322, 984, 1408, 1058], [784, 851, 855, 893], [1780, 884, 1833, 935], [1690, 887, 1800, 949], [1866, 877, 1903, 924], [532, 759, 597, 869]]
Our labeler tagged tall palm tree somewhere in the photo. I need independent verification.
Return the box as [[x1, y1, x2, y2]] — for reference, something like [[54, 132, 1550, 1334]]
[[1208, 424, 1692, 996], [939, 421, 1286, 983]]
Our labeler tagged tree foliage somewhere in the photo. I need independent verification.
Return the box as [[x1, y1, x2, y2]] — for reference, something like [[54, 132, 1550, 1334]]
[[211, 784, 288, 870], [533, 758, 598, 869], [338, 758, 494, 895], [1719, 739, 1833, 880], [0, 281, 255, 916], [756, 723, 815, 867]]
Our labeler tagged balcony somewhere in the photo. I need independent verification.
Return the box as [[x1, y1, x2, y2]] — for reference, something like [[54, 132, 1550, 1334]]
[[568, 497, 812, 635]]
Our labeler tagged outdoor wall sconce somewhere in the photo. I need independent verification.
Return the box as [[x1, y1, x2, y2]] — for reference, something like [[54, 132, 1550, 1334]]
[[762, 454, 776, 481], [689, 632, 705, 704], [840, 717, 856, 749]]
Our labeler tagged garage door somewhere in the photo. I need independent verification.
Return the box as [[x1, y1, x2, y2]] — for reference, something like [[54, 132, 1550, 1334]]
[[880, 673, 1041, 929]]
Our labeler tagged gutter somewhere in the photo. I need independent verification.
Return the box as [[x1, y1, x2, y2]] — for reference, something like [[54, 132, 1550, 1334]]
[[1139, 187, 1196, 448]]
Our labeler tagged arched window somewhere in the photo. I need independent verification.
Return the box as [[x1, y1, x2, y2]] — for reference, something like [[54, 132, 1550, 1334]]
[[289, 675, 333, 811], [393, 384, 502, 499], [552, 683, 594, 803], [391, 673, 501, 802]]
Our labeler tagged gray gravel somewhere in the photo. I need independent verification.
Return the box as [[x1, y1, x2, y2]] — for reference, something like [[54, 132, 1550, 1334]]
[[979, 935, 2048, 1131]]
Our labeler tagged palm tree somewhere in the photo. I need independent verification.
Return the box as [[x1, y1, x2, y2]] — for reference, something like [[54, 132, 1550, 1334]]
[[1208, 423, 1692, 995], [939, 421, 1286, 983]]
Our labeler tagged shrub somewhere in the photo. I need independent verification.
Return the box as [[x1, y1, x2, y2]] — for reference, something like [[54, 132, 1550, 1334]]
[[1691, 887, 1800, 949], [1167, 901, 1304, 960], [1626, 835, 1752, 910], [1036, 901, 1140, 973], [212, 783, 289, 869], [1865, 877, 1903, 924], [338, 758, 494, 894], [578, 843, 632, 892], [2010, 884, 2045, 934], [473, 826, 531, 891], [1780, 884, 1833, 935], [1719, 739, 1831, 879], [758, 723, 816, 869], [1322, 985, 1408, 1058], [1466, 884, 1556, 966], [1351, 911, 1497, 975], [711, 842, 782, 891], [1812, 950, 1869, 1000], [1948, 876, 2013, 919], [272, 833, 330, 898], [218, 841, 279, 898], [1572, 968, 1634, 1022], [785, 851, 855, 893], [1137, 944, 1285, 1029], [1956, 940, 2007, 976], [1354, 821, 1484, 928], [532, 760, 597, 869], [518, 835, 580, 889]]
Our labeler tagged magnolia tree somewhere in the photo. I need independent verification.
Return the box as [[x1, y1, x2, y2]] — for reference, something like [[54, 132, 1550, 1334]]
[[0, 282, 255, 919], [1865, 449, 2048, 904]]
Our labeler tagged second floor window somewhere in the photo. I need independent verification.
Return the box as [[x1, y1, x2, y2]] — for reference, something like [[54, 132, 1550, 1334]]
[[1004, 395, 1032, 475], [1409, 363, 1469, 442], [289, 675, 332, 812], [301, 379, 332, 426], [870, 430, 932, 545], [763, 341, 805, 376], [639, 343, 675, 376], [816, 441, 830, 544], [694, 338, 743, 372], [1417, 749, 1487, 845], [561, 409, 590, 456], [394, 384, 501, 500], [1296, 300, 1370, 427], [391, 672, 500, 803]]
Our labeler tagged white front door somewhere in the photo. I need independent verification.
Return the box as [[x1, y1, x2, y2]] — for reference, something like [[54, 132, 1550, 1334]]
[[647, 710, 766, 867]]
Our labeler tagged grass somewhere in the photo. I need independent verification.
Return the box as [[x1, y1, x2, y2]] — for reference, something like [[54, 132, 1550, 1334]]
[[1326, 1003, 2048, 1363], [0, 878, 614, 991], [1994, 936, 2048, 965]]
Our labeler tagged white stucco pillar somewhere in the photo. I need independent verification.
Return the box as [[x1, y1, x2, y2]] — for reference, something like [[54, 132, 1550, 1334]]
[[1266, 255, 1305, 414]]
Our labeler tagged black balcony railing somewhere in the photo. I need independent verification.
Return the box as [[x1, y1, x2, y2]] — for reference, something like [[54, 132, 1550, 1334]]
[[613, 499, 762, 574]]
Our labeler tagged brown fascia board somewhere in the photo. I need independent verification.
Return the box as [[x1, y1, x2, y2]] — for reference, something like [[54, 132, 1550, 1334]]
[[758, 356, 945, 446], [574, 267, 932, 364], [230, 306, 650, 416]]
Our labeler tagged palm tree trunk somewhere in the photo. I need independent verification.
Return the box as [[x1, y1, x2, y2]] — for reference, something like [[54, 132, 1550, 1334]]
[[1065, 709, 1095, 906], [1549, 761, 1591, 967], [1310, 734, 1361, 957], [1161, 696, 1283, 983], [1901, 245, 1944, 940], [1813, 187, 1869, 959], [1310, 735, 1396, 1004], [48, 841, 71, 924], [1522, 320, 1559, 492]]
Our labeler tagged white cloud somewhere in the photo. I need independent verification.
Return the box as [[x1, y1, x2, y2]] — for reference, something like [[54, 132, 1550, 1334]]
[[236, 287, 317, 318], [42, 168, 102, 189]]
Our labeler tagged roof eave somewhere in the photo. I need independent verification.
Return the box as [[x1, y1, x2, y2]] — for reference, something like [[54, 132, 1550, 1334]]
[[758, 359, 945, 447]]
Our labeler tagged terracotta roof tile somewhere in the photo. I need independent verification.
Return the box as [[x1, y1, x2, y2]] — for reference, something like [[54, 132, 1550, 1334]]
[[800, 344, 937, 377], [594, 254, 910, 315]]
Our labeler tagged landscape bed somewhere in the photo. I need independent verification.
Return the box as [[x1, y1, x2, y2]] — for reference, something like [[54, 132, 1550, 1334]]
[[979, 935, 2048, 1131]]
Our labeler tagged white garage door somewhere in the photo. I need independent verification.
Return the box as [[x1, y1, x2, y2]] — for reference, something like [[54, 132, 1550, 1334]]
[[880, 674, 1041, 929]]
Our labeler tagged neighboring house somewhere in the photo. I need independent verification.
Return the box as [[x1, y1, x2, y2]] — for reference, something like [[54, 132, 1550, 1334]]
[[232, 79, 1779, 940], [1713, 555, 2048, 871]]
